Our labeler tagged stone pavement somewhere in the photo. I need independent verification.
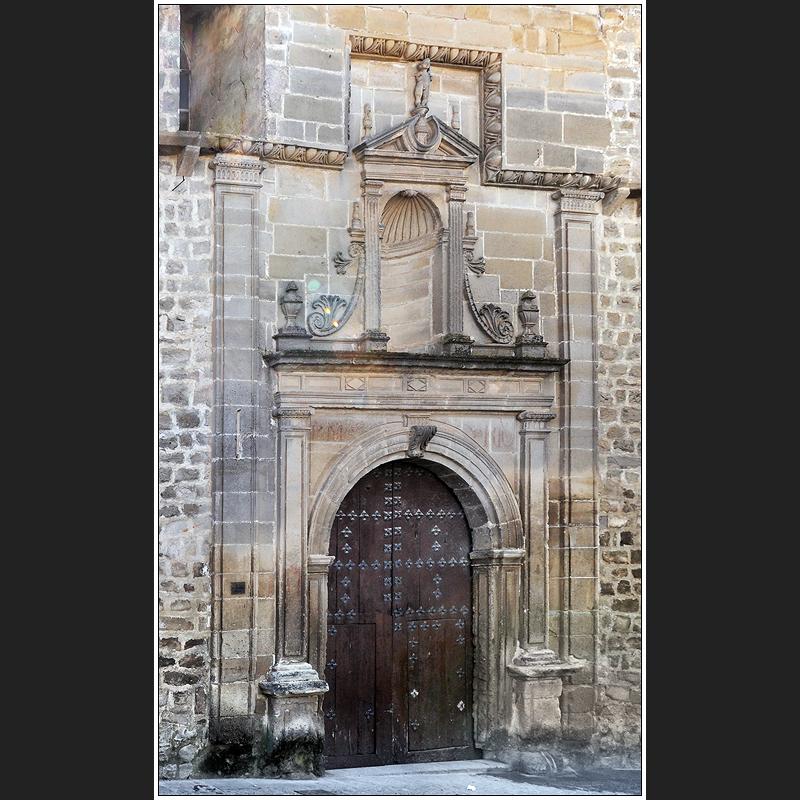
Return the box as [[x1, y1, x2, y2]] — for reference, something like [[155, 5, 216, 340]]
[[157, 759, 642, 796]]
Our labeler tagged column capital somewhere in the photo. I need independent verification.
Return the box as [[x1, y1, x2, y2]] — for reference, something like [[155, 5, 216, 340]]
[[272, 407, 314, 431], [211, 154, 267, 186], [552, 188, 603, 215], [447, 183, 468, 202], [362, 177, 384, 195], [307, 554, 335, 573], [518, 411, 557, 432]]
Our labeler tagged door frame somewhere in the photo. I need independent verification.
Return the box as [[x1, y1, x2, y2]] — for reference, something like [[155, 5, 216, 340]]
[[307, 422, 526, 750]]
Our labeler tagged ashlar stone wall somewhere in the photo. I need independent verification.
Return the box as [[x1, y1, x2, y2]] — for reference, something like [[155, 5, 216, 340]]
[[158, 3, 642, 777]]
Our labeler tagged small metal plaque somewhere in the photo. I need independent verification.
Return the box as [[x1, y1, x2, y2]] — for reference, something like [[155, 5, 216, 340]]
[[230, 581, 246, 595]]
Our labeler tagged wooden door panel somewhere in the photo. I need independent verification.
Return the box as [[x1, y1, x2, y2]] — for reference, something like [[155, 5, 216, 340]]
[[325, 462, 477, 767], [325, 623, 376, 758]]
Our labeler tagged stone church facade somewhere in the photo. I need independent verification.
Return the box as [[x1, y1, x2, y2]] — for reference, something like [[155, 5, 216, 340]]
[[157, 4, 642, 780]]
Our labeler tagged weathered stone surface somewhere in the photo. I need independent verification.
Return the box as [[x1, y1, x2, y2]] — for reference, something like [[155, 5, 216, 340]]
[[158, 2, 642, 779]]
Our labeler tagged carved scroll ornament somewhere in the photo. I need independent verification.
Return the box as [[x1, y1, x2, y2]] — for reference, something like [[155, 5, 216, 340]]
[[462, 219, 514, 345], [307, 241, 366, 336]]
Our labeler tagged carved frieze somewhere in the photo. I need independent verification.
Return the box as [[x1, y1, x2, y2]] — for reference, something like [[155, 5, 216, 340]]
[[216, 136, 347, 169], [350, 37, 500, 69]]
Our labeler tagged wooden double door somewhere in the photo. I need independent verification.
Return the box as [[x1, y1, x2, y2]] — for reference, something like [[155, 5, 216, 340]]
[[323, 461, 477, 767]]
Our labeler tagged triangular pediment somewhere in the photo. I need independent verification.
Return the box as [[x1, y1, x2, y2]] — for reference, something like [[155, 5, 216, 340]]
[[353, 114, 480, 164]]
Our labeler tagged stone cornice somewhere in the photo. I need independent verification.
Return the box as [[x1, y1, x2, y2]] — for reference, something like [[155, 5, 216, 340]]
[[158, 131, 347, 169], [263, 349, 567, 374]]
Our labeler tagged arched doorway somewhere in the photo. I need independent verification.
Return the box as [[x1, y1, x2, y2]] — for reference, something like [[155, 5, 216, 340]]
[[322, 460, 478, 767]]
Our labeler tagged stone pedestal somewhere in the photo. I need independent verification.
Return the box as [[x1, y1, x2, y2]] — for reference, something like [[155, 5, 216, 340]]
[[259, 662, 328, 776], [436, 333, 474, 356], [514, 335, 548, 359], [507, 650, 586, 743], [273, 326, 313, 350]]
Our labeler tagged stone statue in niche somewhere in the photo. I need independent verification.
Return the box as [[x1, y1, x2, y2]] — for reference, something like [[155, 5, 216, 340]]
[[413, 58, 432, 112]]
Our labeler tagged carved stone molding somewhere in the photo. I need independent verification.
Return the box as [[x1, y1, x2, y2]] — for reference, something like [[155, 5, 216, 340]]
[[216, 136, 347, 169]]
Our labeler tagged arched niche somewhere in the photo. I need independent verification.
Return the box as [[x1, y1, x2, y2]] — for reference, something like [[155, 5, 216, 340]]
[[379, 190, 444, 352]]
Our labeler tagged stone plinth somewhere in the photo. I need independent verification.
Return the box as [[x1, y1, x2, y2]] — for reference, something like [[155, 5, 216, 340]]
[[506, 649, 587, 743], [259, 662, 328, 777]]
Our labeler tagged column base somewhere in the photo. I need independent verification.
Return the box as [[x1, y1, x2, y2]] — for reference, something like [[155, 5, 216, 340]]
[[259, 662, 329, 777], [357, 330, 390, 351], [506, 650, 587, 743], [435, 333, 474, 357]]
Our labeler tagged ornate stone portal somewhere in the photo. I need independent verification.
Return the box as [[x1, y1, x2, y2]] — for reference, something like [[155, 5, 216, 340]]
[[256, 60, 604, 774]]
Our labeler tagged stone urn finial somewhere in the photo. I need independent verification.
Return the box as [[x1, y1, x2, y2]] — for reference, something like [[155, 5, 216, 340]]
[[279, 282, 304, 330], [517, 290, 541, 337], [514, 290, 548, 358]]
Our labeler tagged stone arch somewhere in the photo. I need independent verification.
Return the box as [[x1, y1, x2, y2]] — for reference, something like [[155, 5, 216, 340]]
[[308, 421, 523, 557], [306, 420, 525, 749]]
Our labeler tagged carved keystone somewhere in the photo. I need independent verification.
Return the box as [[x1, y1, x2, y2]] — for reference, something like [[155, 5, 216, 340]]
[[407, 425, 437, 459]]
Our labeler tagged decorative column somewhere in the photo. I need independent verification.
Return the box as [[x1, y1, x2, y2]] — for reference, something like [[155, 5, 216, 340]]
[[210, 154, 267, 745], [307, 554, 335, 679], [551, 187, 603, 743], [440, 183, 474, 355], [358, 177, 389, 351], [517, 411, 557, 651], [259, 407, 327, 776], [470, 548, 524, 749]]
